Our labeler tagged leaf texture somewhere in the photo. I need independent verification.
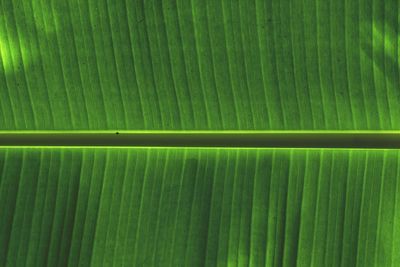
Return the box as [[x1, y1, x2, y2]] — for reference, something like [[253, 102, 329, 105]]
[[1, 148, 399, 266], [1, 0, 399, 266], [0, 0, 398, 130]]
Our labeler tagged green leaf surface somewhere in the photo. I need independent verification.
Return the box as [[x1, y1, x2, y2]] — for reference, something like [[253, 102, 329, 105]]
[[0, 0, 398, 130], [1, 0, 399, 266], [1, 148, 400, 266]]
